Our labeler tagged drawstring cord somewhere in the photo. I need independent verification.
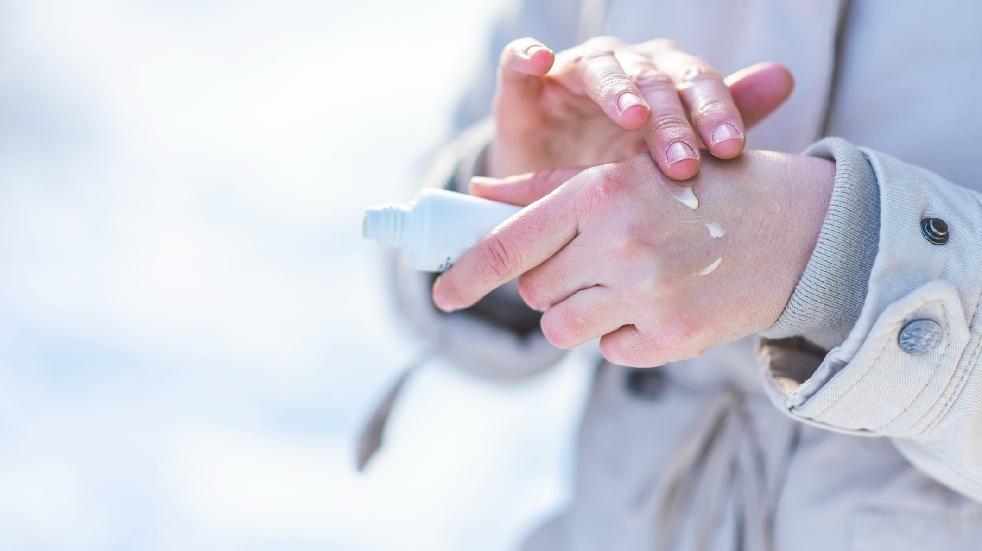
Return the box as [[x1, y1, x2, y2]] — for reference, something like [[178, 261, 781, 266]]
[[656, 390, 801, 551], [355, 339, 445, 471], [358, 352, 803, 551]]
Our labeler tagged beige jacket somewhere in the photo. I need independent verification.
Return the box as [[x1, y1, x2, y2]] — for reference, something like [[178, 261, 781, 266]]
[[386, 0, 982, 549]]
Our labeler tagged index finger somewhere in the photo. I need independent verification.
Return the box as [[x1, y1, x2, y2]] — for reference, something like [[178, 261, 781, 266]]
[[653, 46, 746, 160], [432, 176, 581, 312], [552, 37, 651, 131], [615, 48, 701, 181]]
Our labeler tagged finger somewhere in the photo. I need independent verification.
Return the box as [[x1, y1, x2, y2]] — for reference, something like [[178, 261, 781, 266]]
[[724, 62, 794, 129], [469, 166, 586, 206], [432, 181, 582, 311], [495, 38, 556, 122], [517, 234, 597, 311], [599, 324, 645, 367], [655, 48, 746, 160], [599, 325, 669, 367], [617, 49, 701, 181], [639, 42, 791, 132], [553, 38, 650, 130], [599, 312, 703, 367], [540, 286, 628, 349]]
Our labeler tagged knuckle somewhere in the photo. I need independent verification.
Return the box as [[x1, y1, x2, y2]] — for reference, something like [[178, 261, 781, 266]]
[[602, 331, 666, 368], [541, 319, 571, 349], [632, 68, 673, 88], [656, 318, 700, 360], [672, 318, 701, 349], [648, 110, 692, 136], [572, 49, 614, 65], [576, 44, 616, 64], [681, 64, 723, 84], [645, 260, 672, 291], [599, 337, 637, 366], [582, 170, 622, 212], [477, 232, 520, 282], [610, 223, 648, 260], [693, 97, 732, 119], [542, 308, 583, 349], [597, 72, 632, 95]]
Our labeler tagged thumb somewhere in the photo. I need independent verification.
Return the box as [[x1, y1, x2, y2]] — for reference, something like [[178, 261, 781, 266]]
[[469, 166, 586, 206], [725, 62, 794, 129]]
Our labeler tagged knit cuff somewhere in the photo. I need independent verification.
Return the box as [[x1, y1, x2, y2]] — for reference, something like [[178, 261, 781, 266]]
[[761, 137, 881, 351]]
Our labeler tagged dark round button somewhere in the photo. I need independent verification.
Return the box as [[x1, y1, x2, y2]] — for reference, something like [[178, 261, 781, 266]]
[[624, 368, 668, 400], [921, 217, 949, 245]]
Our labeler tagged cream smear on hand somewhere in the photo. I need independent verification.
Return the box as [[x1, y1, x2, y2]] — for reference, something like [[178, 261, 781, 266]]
[[672, 186, 699, 209], [705, 222, 725, 238], [698, 257, 722, 276]]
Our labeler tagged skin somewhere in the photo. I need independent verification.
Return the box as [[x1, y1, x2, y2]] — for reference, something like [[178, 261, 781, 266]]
[[488, 36, 795, 180], [432, 152, 836, 367], [430, 36, 829, 367]]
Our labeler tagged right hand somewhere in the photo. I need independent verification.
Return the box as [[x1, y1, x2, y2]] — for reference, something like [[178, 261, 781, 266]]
[[436, 150, 835, 367], [488, 36, 794, 180]]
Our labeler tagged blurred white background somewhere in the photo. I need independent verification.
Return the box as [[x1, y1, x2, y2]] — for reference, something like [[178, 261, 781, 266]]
[[0, 0, 591, 549]]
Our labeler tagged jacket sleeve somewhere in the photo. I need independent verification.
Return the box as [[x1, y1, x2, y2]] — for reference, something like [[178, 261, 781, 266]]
[[387, 0, 585, 380], [758, 138, 982, 502]]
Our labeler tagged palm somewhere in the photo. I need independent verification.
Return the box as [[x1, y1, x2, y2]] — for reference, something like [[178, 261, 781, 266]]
[[492, 79, 647, 177]]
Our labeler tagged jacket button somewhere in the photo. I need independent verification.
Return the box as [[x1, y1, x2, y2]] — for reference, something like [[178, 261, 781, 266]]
[[921, 217, 949, 245], [624, 368, 667, 400], [898, 319, 943, 354]]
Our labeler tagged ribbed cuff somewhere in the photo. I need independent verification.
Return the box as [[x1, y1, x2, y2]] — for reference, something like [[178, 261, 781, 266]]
[[761, 137, 881, 351]]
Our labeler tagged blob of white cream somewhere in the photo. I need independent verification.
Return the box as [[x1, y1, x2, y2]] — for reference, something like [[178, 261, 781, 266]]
[[672, 186, 699, 209], [705, 222, 725, 238], [698, 257, 722, 276]]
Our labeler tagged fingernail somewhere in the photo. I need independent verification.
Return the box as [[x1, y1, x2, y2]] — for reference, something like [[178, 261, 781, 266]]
[[711, 122, 743, 145], [617, 92, 643, 113], [666, 141, 698, 165], [523, 44, 547, 58]]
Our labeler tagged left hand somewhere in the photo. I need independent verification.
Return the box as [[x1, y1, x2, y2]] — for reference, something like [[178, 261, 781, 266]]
[[488, 36, 794, 180], [432, 151, 835, 367]]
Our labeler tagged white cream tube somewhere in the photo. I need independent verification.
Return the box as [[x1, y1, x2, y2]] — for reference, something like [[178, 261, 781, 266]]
[[362, 188, 522, 272]]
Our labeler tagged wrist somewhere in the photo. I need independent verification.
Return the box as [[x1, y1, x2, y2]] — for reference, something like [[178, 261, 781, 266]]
[[788, 155, 837, 281], [762, 138, 881, 352], [732, 151, 835, 333]]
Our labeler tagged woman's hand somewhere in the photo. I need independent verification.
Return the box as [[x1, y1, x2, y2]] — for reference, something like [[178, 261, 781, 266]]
[[433, 151, 835, 367], [488, 36, 794, 181]]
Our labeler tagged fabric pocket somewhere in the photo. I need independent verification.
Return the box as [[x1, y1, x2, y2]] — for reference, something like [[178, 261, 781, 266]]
[[852, 508, 982, 550]]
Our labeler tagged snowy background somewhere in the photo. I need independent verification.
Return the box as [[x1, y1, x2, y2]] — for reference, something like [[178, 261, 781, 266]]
[[0, 1, 591, 549]]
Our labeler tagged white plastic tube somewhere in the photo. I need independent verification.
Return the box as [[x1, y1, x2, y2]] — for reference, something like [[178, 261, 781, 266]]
[[362, 188, 522, 272]]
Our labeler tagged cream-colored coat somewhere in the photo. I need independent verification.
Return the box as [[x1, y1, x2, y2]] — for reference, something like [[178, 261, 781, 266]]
[[390, 0, 982, 548]]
